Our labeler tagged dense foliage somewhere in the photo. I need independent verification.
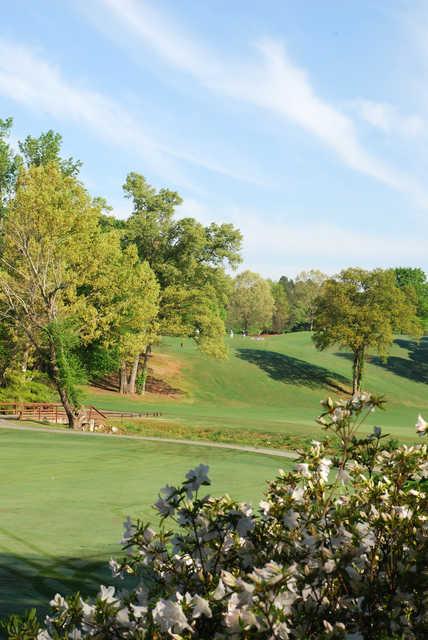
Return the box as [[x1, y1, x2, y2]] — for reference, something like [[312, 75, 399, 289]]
[[313, 268, 422, 394], [3, 394, 428, 639], [0, 120, 242, 418]]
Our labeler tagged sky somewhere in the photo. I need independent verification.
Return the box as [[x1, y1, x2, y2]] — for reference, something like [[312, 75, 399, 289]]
[[0, 0, 427, 278]]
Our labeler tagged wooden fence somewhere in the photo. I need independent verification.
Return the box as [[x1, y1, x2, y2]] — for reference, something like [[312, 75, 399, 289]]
[[0, 402, 161, 425]]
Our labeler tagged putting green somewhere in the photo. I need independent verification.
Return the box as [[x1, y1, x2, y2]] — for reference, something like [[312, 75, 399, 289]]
[[0, 428, 291, 618]]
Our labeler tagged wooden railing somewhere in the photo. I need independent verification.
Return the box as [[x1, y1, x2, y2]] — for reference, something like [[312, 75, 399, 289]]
[[101, 410, 162, 419], [0, 402, 161, 424]]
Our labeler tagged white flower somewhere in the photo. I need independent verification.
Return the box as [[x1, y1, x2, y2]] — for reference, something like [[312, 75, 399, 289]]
[[237, 515, 254, 537], [324, 559, 336, 574], [356, 523, 376, 550], [274, 621, 291, 639], [49, 593, 68, 610], [116, 608, 131, 626], [191, 594, 212, 618], [283, 509, 300, 529], [395, 505, 413, 519], [131, 603, 147, 619], [155, 486, 177, 516], [291, 486, 305, 503], [109, 558, 122, 578], [121, 516, 135, 544], [68, 631, 82, 640], [213, 579, 226, 600], [337, 467, 351, 484], [259, 500, 271, 514], [185, 464, 210, 494], [332, 407, 346, 423], [37, 633, 52, 640], [154, 497, 175, 516], [152, 599, 192, 633], [99, 585, 117, 604], [416, 414, 427, 436], [319, 458, 333, 482], [295, 463, 311, 477]]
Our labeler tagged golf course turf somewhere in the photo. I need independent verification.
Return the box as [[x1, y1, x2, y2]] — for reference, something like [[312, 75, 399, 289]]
[[1, 331, 426, 620], [85, 332, 428, 443], [0, 428, 292, 618]]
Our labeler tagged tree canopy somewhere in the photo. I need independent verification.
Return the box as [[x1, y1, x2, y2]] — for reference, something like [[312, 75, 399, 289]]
[[313, 267, 422, 393], [228, 270, 275, 334]]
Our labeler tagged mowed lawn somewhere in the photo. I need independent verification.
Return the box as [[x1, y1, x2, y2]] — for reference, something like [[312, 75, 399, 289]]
[[84, 332, 428, 443], [0, 428, 291, 619]]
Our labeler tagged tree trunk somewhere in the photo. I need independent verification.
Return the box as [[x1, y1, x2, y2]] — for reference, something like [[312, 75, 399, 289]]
[[49, 342, 83, 429], [128, 354, 140, 394], [119, 364, 128, 395], [352, 347, 365, 394], [138, 344, 152, 395], [21, 344, 31, 372]]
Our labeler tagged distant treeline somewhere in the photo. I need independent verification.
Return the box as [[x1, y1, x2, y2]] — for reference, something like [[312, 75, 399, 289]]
[[227, 267, 428, 335]]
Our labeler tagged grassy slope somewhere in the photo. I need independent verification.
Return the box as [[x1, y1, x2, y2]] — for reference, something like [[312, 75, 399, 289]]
[[0, 428, 291, 618], [84, 332, 428, 442]]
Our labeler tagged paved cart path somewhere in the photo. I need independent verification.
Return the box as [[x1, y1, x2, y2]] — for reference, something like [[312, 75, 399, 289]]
[[0, 419, 298, 459]]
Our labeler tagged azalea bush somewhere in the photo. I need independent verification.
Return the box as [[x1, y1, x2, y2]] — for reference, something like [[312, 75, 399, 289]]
[[2, 395, 428, 639]]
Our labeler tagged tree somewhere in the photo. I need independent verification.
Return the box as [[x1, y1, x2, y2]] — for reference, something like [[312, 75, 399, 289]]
[[290, 270, 327, 330], [313, 268, 422, 394], [395, 267, 428, 330], [101, 245, 159, 395], [270, 281, 289, 333], [0, 117, 21, 216], [228, 270, 274, 334], [0, 164, 158, 425], [18, 129, 82, 177], [122, 173, 242, 392]]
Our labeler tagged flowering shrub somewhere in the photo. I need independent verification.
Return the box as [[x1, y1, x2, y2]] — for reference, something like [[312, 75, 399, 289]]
[[2, 394, 428, 639]]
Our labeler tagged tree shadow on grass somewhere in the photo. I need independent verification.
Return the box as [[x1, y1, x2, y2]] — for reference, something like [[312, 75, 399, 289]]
[[335, 337, 428, 385], [237, 348, 350, 392], [0, 551, 135, 621], [372, 337, 428, 385]]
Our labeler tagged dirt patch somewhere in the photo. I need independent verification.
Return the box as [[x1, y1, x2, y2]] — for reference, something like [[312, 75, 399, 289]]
[[91, 352, 184, 397]]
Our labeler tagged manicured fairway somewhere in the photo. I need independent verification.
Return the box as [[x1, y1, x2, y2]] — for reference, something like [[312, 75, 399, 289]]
[[0, 428, 291, 619], [84, 332, 428, 443]]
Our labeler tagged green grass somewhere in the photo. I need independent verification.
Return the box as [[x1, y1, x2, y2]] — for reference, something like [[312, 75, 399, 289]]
[[0, 428, 291, 618], [84, 332, 428, 444]]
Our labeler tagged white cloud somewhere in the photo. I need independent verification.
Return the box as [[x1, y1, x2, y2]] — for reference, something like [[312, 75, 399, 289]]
[[0, 38, 266, 189], [353, 100, 426, 137], [91, 0, 428, 209]]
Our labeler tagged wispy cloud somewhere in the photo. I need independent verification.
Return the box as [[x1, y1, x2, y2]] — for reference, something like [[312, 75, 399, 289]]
[[0, 38, 266, 189], [352, 99, 426, 137], [90, 0, 428, 209]]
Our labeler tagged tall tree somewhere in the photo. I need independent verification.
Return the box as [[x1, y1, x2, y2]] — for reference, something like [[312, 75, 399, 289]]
[[228, 270, 275, 334], [122, 173, 242, 392], [270, 281, 290, 333], [0, 117, 21, 216], [395, 267, 428, 330], [18, 130, 82, 177], [313, 268, 422, 394], [291, 270, 327, 330], [0, 164, 158, 425]]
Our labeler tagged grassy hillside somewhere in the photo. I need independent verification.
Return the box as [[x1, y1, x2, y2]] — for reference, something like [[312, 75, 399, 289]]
[[84, 332, 428, 444], [0, 428, 290, 617]]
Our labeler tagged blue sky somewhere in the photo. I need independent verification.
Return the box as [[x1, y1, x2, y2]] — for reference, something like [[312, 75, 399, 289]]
[[1, 0, 427, 277]]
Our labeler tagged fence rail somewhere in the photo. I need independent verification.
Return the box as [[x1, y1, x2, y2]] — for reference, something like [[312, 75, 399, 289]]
[[0, 402, 161, 424]]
